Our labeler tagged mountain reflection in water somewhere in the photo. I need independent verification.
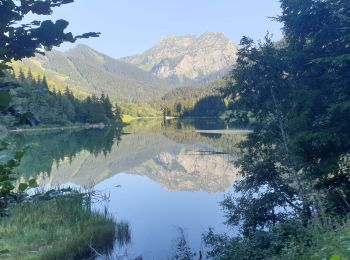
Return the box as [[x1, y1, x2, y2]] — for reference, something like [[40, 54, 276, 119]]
[[13, 119, 244, 193], [11, 119, 246, 259]]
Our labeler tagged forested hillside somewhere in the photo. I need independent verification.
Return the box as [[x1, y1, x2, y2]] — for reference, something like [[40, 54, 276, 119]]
[[10, 34, 239, 115], [16, 45, 175, 102], [118, 79, 230, 118], [0, 69, 121, 127], [161, 79, 229, 117]]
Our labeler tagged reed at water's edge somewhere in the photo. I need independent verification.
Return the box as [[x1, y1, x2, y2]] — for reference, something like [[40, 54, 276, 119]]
[[0, 191, 116, 260]]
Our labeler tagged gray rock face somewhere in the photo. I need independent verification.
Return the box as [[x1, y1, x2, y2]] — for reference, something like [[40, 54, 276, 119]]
[[121, 32, 238, 83]]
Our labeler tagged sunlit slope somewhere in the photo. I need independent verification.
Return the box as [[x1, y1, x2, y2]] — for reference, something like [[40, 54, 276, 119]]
[[13, 45, 174, 102], [121, 32, 237, 85]]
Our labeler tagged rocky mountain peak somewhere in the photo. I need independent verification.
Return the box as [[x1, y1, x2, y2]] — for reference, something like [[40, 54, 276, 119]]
[[121, 32, 238, 84]]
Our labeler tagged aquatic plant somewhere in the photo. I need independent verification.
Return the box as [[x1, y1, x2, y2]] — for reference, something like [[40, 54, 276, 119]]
[[0, 191, 116, 260]]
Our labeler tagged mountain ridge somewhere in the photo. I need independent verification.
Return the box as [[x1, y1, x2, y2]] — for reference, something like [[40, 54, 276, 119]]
[[120, 32, 237, 85], [14, 32, 236, 102], [16, 45, 174, 102]]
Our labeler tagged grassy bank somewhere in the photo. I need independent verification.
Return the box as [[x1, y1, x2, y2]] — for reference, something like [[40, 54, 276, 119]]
[[0, 195, 116, 260]]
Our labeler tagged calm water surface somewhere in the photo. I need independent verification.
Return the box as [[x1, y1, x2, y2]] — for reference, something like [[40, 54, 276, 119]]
[[12, 119, 246, 259]]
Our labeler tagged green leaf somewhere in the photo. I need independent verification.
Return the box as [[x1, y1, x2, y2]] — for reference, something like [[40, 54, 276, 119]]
[[0, 91, 11, 111], [330, 256, 341, 260], [0, 249, 10, 255], [0, 142, 8, 151], [28, 179, 38, 188], [18, 183, 28, 192], [2, 182, 15, 192]]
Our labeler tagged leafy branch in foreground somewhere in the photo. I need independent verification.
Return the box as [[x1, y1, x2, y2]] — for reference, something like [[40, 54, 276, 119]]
[[0, 142, 37, 216], [0, 0, 101, 125], [0, 0, 100, 65], [0, 142, 37, 218]]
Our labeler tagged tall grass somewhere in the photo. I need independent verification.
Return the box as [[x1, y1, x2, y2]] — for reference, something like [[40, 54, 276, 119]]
[[0, 194, 116, 260]]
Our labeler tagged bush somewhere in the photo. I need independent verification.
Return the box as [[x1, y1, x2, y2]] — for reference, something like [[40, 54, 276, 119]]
[[204, 216, 350, 260]]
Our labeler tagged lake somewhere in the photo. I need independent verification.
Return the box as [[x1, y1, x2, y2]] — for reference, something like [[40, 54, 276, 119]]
[[10, 118, 246, 259]]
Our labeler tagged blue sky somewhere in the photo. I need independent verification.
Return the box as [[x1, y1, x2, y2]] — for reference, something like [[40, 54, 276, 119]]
[[48, 0, 283, 58]]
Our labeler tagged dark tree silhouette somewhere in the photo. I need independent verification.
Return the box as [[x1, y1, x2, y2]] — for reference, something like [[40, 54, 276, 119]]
[[0, 0, 100, 74]]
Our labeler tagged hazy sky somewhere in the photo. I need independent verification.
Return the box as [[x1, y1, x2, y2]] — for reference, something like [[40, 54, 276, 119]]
[[47, 0, 283, 58]]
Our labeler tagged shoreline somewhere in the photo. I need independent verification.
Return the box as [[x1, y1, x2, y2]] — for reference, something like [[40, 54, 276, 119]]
[[195, 129, 253, 135], [8, 123, 109, 133]]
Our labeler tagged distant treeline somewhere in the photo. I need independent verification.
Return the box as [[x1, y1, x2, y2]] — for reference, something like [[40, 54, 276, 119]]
[[118, 79, 232, 119], [119, 79, 230, 118], [0, 68, 122, 127], [160, 79, 229, 117]]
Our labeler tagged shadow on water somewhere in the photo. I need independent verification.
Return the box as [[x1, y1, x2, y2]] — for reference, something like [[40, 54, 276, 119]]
[[9, 126, 122, 180], [161, 120, 245, 156], [162, 117, 226, 131], [115, 221, 131, 248]]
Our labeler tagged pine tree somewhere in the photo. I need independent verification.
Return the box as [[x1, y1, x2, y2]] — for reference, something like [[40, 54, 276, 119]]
[[42, 76, 49, 89], [36, 75, 42, 87], [103, 95, 114, 120], [18, 68, 25, 82], [113, 103, 122, 121], [27, 69, 34, 83]]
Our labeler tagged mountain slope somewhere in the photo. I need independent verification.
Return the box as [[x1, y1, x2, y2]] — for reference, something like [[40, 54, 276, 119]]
[[14, 33, 237, 102], [162, 79, 227, 101], [121, 32, 237, 85], [17, 45, 174, 102]]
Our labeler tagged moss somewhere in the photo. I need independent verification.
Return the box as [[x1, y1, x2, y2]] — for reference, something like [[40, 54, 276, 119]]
[[0, 195, 115, 260]]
